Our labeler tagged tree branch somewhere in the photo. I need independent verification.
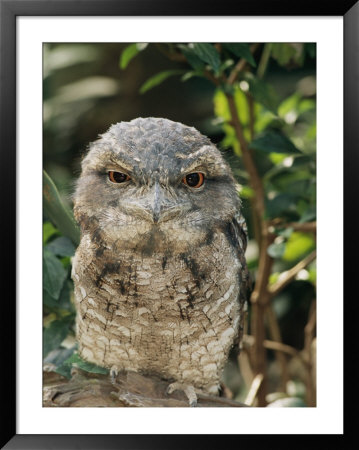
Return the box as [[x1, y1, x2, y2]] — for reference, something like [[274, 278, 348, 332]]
[[202, 69, 220, 86], [154, 44, 187, 63], [269, 250, 317, 298], [225, 88, 272, 406], [43, 369, 248, 407], [226, 94, 266, 220], [243, 334, 308, 367], [268, 220, 317, 234], [244, 373, 264, 406]]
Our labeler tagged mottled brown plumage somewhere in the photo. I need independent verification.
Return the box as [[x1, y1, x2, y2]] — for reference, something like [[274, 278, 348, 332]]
[[72, 117, 248, 406]]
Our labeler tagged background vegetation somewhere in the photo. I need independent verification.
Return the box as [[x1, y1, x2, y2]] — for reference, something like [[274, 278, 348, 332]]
[[43, 42, 316, 407]]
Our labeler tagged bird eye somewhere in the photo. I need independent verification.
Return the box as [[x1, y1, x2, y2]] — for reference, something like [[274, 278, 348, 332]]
[[182, 172, 205, 189], [108, 171, 131, 183]]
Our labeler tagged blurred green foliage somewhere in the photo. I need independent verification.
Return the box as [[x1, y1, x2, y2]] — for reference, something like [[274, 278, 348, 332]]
[[43, 42, 316, 406]]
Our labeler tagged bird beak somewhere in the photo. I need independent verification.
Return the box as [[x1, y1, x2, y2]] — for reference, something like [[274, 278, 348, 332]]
[[149, 181, 182, 224], [151, 182, 162, 223], [122, 181, 184, 224]]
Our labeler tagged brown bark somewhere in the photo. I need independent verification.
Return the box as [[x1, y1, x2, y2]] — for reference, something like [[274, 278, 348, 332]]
[[43, 369, 248, 408]]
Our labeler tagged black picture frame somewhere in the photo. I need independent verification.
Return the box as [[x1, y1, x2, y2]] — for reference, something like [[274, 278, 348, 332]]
[[1, 1, 356, 448]]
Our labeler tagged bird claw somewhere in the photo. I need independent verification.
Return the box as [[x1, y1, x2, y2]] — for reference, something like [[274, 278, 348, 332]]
[[110, 366, 119, 385], [166, 382, 198, 407]]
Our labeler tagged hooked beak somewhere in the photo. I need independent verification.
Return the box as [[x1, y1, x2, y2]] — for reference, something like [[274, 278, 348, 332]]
[[152, 182, 162, 223], [122, 181, 184, 224], [150, 182, 179, 224]]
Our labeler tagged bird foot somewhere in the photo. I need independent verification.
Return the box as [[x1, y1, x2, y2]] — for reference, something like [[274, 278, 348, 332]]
[[166, 382, 198, 407], [110, 366, 119, 385]]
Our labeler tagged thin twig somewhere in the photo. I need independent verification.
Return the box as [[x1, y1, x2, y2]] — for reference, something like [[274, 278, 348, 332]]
[[304, 299, 316, 406], [266, 305, 289, 390], [264, 341, 304, 364], [228, 43, 261, 85], [238, 350, 254, 390], [202, 70, 220, 86], [244, 334, 308, 367], [244, 373, 264, 406], [268, 220, 317, 234], [256, 43, 272, 79], [154, 44, 187, 62], [269, 250, 317, 298]]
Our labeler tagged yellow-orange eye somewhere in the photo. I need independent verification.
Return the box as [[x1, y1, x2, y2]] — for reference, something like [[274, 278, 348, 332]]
[[108, 171, 131, 183], [182, 172, 205, 188]]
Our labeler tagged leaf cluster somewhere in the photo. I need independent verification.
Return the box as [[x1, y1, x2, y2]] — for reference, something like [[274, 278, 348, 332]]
[[120, 42, 316, 273]]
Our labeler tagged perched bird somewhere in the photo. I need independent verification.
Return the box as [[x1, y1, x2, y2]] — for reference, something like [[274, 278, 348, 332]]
[[72, 117, 249, 406]]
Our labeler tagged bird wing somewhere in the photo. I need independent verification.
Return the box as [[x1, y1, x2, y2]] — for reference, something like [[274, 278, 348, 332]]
[[229, 210, 251, 349]]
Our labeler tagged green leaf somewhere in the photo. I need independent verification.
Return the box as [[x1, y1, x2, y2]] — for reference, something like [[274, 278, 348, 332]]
[[299, 207, 316, 223], [291, 154, 316, 169], [43, 248, 67, 300], [120, 44, 138, 70], [119, 43, 148, 69], [71, 353, 109, 374], [46, 236, 75, 257], [189, 43, 221, 74], [234, 87, 250, 126], [43, 171, 80, 246], [181, 70, 203, 82], [308, 265, 317, 284], [306, 122, 317, 140], [43, 317, 72, 357], [298, 98, 316, 115], [268, 153, 287, 165], [250, 131, 301, 154], [214, 86, 249, 127], [58, 280, 74, 311], [283, 232, 315, 262], [43, 289, 58, 309], [43, 221, 60, 244], [222, 124, 240, 154], [271, 43, 297, 66], [220, 58, 235, 72], [55, 364, 72, 379], [223, 43, 256, 67], [269, 169, 312, 192], [243, 74, 279, 113], [254, 109, 278, 133], [305, 43, 316, 58], [56, 352, 109, 378], [239, 185, 254, 199], [267, 242, 286, 258], [271, 43, 305, 67], [265, 193, 300, 219], [44, 279, 74, 312], [214, 89, 230, 121], [139, 70, 184, 94], [44, 346, 76, 368], [269, 272, 280, 285], [278, 92, 301, 118], [177, 44, 206, 71], [278, 93, 316, 125], [276, 227, 294, 239], [285, 179, 313, 197]]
